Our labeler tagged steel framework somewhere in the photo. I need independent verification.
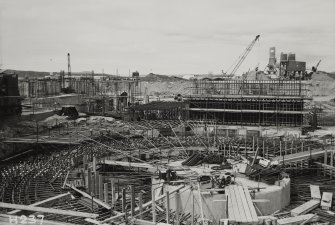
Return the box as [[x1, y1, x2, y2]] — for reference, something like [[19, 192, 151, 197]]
[[185, 80, 310, 127]]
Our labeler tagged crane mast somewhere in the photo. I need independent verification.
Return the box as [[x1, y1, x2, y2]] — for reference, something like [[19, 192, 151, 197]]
[[229, 35, 260, 76], [67, 53, 71, 88]]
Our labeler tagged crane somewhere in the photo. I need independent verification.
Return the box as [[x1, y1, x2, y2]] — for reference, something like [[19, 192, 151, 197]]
[[303, 59, 322, 80], [226, 35, 260, 76], [312, 59, 321, 72]]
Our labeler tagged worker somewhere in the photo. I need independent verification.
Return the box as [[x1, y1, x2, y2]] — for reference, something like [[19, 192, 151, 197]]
[[219, 176, 226, 188]]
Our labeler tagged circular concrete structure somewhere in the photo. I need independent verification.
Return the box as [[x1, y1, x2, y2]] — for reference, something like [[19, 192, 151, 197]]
[[166, 161, 290, 222]]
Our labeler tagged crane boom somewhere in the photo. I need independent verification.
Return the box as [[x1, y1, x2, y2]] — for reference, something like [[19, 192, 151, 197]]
[[315, 60, 321, 69], [229, 35, 260, 76]]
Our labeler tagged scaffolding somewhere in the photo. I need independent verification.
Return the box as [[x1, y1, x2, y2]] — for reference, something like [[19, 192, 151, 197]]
[[185, 80, 310, 127], [190, 80, 308, 97], [18, 77, 142, 115], [129, 101, 186, 121], [81, 78, 142, 115]]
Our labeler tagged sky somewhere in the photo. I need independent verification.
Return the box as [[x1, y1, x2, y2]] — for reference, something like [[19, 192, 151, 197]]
[[0, 0, 334, 75]]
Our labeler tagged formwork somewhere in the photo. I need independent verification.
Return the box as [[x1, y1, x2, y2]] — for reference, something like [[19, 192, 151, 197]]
[[185, 80, 310, 127], [18, 77, 142, 114], [19, 78, 62, 98]]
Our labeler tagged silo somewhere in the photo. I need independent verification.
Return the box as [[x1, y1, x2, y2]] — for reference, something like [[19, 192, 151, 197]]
[[280, 52, 288, 61], [288, 53, 296, 61]]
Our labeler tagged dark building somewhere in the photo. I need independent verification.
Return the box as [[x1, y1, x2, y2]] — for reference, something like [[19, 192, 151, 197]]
[[279, 52, 306, 79], [0, 70, 22, 117]]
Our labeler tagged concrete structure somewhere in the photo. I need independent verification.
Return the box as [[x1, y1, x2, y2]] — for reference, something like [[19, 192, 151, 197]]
[[170, 178, 290, 222], [186, 80, 309, 127]]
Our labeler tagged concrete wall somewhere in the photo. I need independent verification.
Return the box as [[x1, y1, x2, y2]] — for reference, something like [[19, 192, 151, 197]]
[[254, 178, 291, 215], [30, 94, 82, 106], [169, 187, 227, 223]]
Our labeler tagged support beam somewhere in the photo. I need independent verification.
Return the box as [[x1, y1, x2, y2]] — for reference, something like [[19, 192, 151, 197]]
[[111, 179, 116, 206], [166, 191, 170, 224], [0, 202, 98, 219], [122, 188, 126, 213], [102, 185, 184, 223], [62, 171, 70, 189], [99, 175, 103, 201], [138, 192, 143, 220], [104, 183, 108, 203], [94, 172, 99, 197], [7, 192, 72, 215], [152, 187, 156, 223], [93, 157, 96, 173], [331, 151, 334, 178], [65, 184, 111, 210], [131, 185, 135, 217]]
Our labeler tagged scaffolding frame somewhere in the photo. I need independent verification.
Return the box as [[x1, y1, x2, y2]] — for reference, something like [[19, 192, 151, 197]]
[[18, 77, 142, 115], [185, 80, 310, 127]]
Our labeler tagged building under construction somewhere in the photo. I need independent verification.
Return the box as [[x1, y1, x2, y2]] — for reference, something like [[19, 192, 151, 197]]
[[130, 79, 310, 127], [19, 76, 142, 116], [186, 79, 310, 127]]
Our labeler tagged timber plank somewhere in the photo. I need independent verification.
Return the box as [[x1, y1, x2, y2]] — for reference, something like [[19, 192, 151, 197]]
[[65, 184, 112, 210], [237, 186, 253, 223], [243, 186, 259, 223], [7, 192, 72, 215], [310, 185, 321, 200], [225, 187, 236, 223], [228, 186, 240, 222], [228, 186, 241, 222], [231, 186, 247, 223], [277, 214, 319, 225], [0, 202, 98, 218], [290, 199, 320, 216]]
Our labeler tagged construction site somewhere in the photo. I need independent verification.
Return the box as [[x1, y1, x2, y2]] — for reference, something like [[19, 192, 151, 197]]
[[1, 23, 335, 225]]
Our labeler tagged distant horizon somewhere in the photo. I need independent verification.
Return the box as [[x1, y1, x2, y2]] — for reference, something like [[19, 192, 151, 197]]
[[4, 68, 335, 78]]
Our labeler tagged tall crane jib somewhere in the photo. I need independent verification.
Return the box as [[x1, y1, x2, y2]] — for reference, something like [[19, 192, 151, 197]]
[[229, 35, 260, 76]]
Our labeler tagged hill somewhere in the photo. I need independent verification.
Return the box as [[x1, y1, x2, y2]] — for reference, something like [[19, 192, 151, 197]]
[[306, 71, 335, 101], [5, 70, 50, 78], [140, 73, 186, 82]]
